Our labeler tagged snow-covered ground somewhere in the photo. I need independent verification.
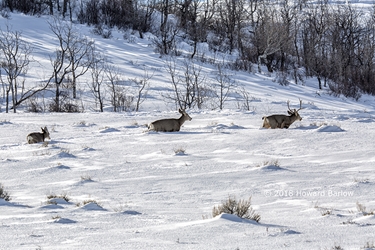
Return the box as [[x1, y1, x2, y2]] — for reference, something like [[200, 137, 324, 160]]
[[1, 11, 375, 250]]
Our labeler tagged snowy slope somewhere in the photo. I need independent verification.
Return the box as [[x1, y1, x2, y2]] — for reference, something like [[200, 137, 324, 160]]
[[1, 11, 375, 250]]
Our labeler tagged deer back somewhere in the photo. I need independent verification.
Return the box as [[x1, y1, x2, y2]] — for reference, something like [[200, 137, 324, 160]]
[[149, 109, 192, 132], [262, 114, 289, 129], [149, 118, 180, 132]]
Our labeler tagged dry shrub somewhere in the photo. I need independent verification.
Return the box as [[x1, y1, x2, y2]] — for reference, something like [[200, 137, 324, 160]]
[[0, 183, 11, 201], [212, 195, 260, 222]]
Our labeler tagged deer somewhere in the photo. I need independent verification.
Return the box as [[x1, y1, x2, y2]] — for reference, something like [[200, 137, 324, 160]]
[[148, 109, 192, 132], [27, 126, 51, 144], [262, 100, 302, 129]]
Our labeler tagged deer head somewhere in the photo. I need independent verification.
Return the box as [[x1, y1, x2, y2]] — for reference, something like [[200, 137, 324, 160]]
[[286, 99, 302, 122]]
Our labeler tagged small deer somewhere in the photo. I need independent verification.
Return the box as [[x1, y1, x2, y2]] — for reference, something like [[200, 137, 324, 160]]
[[148, 109, 192, 132], [27, 126, 51, 144], [262, 100, 302, 129]]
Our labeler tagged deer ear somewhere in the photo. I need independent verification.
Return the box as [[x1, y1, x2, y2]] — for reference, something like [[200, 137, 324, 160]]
[[179, 108, 183, 113], [287, 111, 293, 115]]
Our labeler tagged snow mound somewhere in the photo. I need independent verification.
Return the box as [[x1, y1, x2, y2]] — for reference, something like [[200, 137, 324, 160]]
[[0, 198, 11, 206], [259, 165, 287, 171], [295, 124, 320, 130], [122, 210, 142, 215], [357, 118, 375, 123], [54, 151, 76, 158], [54, 164, 71, 170], [282, 229, 301, 235], [73, 121, 96, 127], [316, 125, 345, 132], [80, 202, 106, 211], [53, 218, 77, 224], [49, 198, 70, 205], [40, 204, 64, 209], [353, 215, 375, 225], [0, 120, 12, 125], [208, 123, 246, 130], [99, 127, 120, 133], [215, 213, 259, 224]]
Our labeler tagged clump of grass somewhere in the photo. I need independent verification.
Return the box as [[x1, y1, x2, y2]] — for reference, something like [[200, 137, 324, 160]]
[[0, 119, 11, 124], [76, 199, 102, 207], [320, 208, 333, 216], [60, 148, 71, 154], [0, 183, 11, 201], [314, 201, 333, 216], [212, 195, 260, 222], [112, 203, 128, 213], [131, 120, 139, 126], [74, 120, 88, 127], [80, 174, 93, 182], [362, 241, 375, 249], [83, 199, 100, 205], [47, 193, 70, 203], [353, 177, 370, 184], [255, 159, 280, 168], [341, 219, 356, 225], [208, 121, 218, 127], [51, 215, 61, 220], [356, 202, 374, 216], [264, 159, 279, 167], [81, 145, 91, 150], [174, 147, 186, 155], [46, 200, 57, 205], [331, 245, 344, 250], [32, 150, 51, 156]]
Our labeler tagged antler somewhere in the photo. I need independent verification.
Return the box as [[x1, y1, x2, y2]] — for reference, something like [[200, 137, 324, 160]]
[[287, 99, 302, 111], [287, 100, 292, 111], [297, 99, 302, 111]]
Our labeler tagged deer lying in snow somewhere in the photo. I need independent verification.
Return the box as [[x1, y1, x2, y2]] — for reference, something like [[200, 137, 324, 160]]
[[148, 109, 192, 132], [262, 100, 303, 129], [27, 126, 51, 144]]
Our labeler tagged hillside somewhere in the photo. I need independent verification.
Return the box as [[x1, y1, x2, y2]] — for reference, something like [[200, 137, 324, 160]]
[[1, 12, 375, 250]]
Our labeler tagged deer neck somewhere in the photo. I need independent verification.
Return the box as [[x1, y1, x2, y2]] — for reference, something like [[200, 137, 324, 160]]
[[289, 113, 298, 122], [178, 115, 187, 125]]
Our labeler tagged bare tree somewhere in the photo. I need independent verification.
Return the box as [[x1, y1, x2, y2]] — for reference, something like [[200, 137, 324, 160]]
[[0, 25, 48, 113], [129, 68, 153, 112], [186, 0, 216, 59], [214, 63, 236, 110], [182, 59, 208, 109], [67, 32, 95, 99], [105, 64, 123, 112], [154, 0, 180, 55], [254, 3, 289, 73], [47, 18, 94, 111], [62, 0, 73, 20], [217, 0, 245, 54], [236, 86, 254, 111], [88, 53, 105, 112], [164, 57, 208, 109], [278, 0, 299, 72], [164, 57, 183, 109], [47, 18, 73, 112], [135, 0, 156, 38], [302, 0, 330, 89]]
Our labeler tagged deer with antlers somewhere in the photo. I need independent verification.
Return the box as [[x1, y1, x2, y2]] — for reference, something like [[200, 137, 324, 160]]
[[262, 100, 303, 129]]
